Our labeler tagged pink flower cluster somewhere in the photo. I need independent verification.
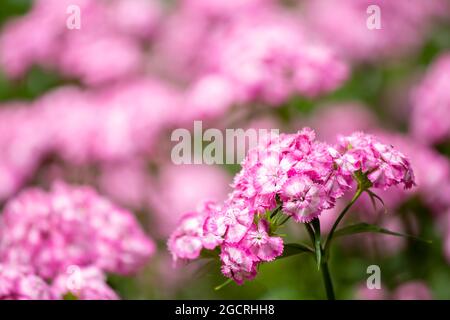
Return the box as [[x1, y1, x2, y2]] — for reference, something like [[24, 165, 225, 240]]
[[169, 129, 415, 284], [0, 264, 55, 300], [202, 13, 349, 105], [52, 266, 119, 300], [0, 0, 162, 84], [0, 78, 180, 201], [357, 280, 432, 300], [304, 0, 448, 61], [411, 53, 450, 145], [0, 264, 118, 300], [0, 182, 155, 280]]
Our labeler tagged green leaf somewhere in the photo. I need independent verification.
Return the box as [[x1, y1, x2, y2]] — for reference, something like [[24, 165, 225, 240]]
[[333, 223, 432, 243], [279, 243, 314, 259], [214, 278, 233, 291], [366, 190, 387, 213], [311, 219, 322, 270]]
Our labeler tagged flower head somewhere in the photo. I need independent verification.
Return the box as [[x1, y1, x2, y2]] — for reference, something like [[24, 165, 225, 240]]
[[0, 264, 55, 300], [0, 182, 155, 279], [168, 128, 415, 284], [52, 266, 119, 300]]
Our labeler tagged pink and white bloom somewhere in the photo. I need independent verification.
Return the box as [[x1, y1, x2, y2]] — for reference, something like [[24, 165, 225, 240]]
[[52, 266, 119, 300], [220, 245, 258, 285], [0, 264, 55, 300], [281, 175, 328, 223], [169, 128, 416, 284], [0, 182, 155, 279], [242, 220, 283, 261]]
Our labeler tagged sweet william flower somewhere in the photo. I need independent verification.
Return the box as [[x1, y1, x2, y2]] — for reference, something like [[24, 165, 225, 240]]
[[242, 220, 283, 262], [337, 132, 415, 190], [0, 182, 155, 279], [167, 211, 205, 262], [52, 266, 119, 300], [169, 128, 416, 288], [280, 175, 328, 223], [0, 264, 55, 300], [220, 245, 257, 285]]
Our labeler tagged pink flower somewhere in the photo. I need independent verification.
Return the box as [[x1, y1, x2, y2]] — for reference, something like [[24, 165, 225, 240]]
[[209, 13, 348, 105], [355, 283, 387, 300], [168, 211, 206, 262], [107, 0, 162, 38], [337, 132, 415, 190], [254, 152, 291, 195], [304, 0, 448, 61], [52, 266, 119, 300], [411, 53, 450, 145], [150, 164, 231, 237], [0, 182, 155, 279], [242, 220, 283, 261], [392, 281, 432, 300], [168, 128, 416, 285], [181, 73, 237, 121], [222, 204, 254, 244], [0, 103, 51, 201], [58, 32, 142, 85], [281, 175, 328, 223], [306, 102, 377, 143], [220, 245, 257, 285], [0, 264, 55, 300]]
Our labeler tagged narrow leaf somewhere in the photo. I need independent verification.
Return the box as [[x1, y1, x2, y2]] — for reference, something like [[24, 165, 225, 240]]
[[366, 190, 387, 214], [214, 278, 233, 291], [311, 218, 322, 270], [334, 223, 432, 243], [279, 243, 314, 259]]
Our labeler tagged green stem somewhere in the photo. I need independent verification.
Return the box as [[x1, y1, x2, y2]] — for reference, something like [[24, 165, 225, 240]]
[[324, 187, 364, 253], [320, 261, 335, 300]]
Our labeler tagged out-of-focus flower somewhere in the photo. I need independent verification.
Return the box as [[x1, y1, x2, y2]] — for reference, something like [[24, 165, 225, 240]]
[[52, 266, 119, 300], [307, 103, 377, 143], [0, 103, 51, 201], [0, 264, 55, 300], [392, 281, 433, 300], [181, 73, 237, 121], [151, 0, 275, 81], [0, 182, 155, 279], [99, 161, 151, 209], [208, 14, 348, 105], [304, 0, 447, 62], [37, 78, 179, 163], [356, 280, 432, 300], [149, 164, 231, 237], [58, 32, 142, 85], [355, 283, 387, 300], [411, 53, 450, 145], [107, 0, 162, 39], [0, 0, 162, 84]]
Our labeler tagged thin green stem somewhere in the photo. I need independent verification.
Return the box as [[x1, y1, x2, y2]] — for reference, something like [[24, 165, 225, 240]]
[[307, 220, 335, 299], [324, 187, 364, 253], [320, 261, 335, 300]]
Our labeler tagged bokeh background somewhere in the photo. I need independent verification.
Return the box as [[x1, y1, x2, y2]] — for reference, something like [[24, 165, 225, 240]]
[[0, 0, 450, 299]]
